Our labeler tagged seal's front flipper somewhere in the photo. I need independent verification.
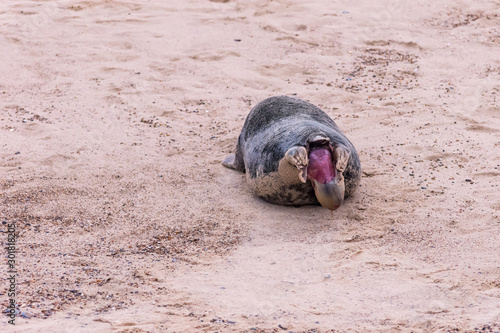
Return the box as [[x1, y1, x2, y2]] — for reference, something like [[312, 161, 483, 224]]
[[285, 146, 309, 183], [333, 146, 350, 172]]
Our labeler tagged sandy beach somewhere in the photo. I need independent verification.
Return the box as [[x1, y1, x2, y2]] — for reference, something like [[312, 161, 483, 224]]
[[1, 0, 500, 332]]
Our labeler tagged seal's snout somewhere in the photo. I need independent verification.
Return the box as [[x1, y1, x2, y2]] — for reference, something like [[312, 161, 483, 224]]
[[311, 178, 344, 211], [307, 146, 345, 211]]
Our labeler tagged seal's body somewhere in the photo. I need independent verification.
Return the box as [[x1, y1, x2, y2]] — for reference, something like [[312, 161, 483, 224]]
[[223, 96, 361, 210]]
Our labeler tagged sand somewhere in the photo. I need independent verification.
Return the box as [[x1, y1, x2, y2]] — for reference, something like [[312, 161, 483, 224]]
[[1, 0, 500, 332]]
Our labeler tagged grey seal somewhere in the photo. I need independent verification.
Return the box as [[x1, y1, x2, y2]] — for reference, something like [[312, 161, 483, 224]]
[[223, 95, 361, 211]]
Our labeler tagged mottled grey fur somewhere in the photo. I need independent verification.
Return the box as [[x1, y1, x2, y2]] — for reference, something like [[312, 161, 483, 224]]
[[224, 95, 361, 206]]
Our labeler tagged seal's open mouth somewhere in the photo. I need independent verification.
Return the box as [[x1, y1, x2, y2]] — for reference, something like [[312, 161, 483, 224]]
[[306, 138, 345, 211]]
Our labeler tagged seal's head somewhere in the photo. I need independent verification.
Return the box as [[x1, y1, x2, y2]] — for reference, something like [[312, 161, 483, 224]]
[[306, 136, 347, 211]]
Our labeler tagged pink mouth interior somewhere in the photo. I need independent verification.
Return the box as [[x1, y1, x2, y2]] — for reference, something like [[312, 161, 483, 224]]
[[307, 147, 336, 185]]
